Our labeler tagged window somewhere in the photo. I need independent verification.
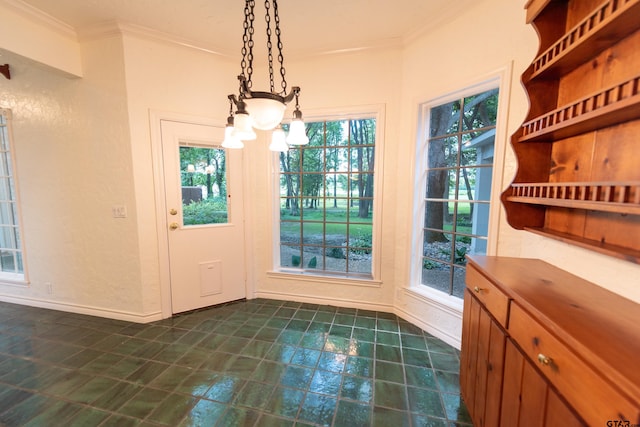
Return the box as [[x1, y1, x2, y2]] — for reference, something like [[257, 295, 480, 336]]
[[417, 87, 499, 298], [179, 144, 228, 225], [278, 116, 377, 278], [0, 109, 26, 281]]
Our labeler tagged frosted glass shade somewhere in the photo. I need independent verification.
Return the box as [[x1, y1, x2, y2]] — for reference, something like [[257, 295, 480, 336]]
[[221, 125, 244, 149], [231, 113, 257, 140], [269, 127, 289, 152], [244, 97, 286, 130], [286, 119, 309, 145]]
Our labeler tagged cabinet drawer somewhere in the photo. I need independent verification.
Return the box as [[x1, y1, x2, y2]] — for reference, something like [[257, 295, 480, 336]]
[[509, 302, 639, 426], [465, 264, 509, 327]]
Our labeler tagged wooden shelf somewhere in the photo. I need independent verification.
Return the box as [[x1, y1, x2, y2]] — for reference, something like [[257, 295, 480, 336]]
[[519, 74, 640, 142], [524, 227, 640, 264], [508, 181, 640, 215], [530, 0, 640, 80]]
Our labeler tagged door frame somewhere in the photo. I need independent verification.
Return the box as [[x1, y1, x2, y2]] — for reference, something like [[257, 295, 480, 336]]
[[149, 110, 254, 319]]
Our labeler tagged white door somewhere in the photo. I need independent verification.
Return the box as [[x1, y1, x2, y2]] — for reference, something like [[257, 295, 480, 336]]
[[160, 119, 246, 314]]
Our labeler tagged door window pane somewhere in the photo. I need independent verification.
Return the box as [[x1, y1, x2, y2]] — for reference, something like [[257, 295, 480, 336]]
[[179, 146, 228, 226]]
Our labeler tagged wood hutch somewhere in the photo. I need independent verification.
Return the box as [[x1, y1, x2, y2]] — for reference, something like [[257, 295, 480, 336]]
[[460, 0, 640, 425]]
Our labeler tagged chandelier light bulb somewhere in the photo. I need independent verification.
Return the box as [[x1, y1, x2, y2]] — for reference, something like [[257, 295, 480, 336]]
[[221, 120, 244, 149], [269, 126, 289, 152], [231, 112, 257, 141], [244, 97, 287, 130]]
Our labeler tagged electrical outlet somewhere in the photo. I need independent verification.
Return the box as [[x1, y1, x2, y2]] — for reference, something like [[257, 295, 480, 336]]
[[112, 205, 127, 218]]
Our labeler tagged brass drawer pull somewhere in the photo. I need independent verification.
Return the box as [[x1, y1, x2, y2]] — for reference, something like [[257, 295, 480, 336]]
[[537, 353, 552, 366], [473, 286, 484, 293]]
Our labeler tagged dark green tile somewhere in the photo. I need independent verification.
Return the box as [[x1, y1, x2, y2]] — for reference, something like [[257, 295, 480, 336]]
[[354, 317, 376, 329], [280, 365, 313, 389], [0, 393, 43, 426], [300, 331, 327, 349], [196, 333, 227, 350], [242, 340, 273, 358], [403, 348, 431, 367], [401, 334, 428, 351], [82, 353, 125, 375], [334, 313, 355, 326], [67, 376, 121, 404], [430, 352, 460, 372], [118, 387, 168, 419], [105, 356, 146, 378], [435, 370, 461, 393], [298, 392, 337, 425], [441, 392, 472, 423], [345, 356, 373, 378], [412, 414, 449, 427], [61, 348, 103, 368], [351, 340, 374, 358], [216, 406, 260, 427], [374, 381, 407, 410], [147, 393, 197, 425], [22, 400, 80, 426], [341, 375, 373, 403], [234, 381, 275, 409], [335, 400, 372, 427], [310, 369, 343, 396], [218, 336, 250, 353], [203, 374, 245, 403], [100, 413, 142, 427], [65, 407, 110, 426], [407, 386, 446, 418], [253, 327, 281, 343], [177, 370, 221, 396], [250, 360, 285, 384], [406, 365, 439, 390], [377, 331, 401, 346], [265, 386, 305, 418], [376, 344, 402, 363], [200, 351, 233, 371], [277, 330, 303, 345], [92, 381, 143, 411], [329, 324, 352, 338], [150, 364, 193, 391], [264, 343, 296, 364], [226, 355, 260, 379], [43, 371, 93, 397], [293, 309, 316, 321], [324, 336, 351, 354], [255, 413, 295, 427], [352, 327, 375, 343], [178, 329, 208, 345], [126, 360, 170, 385], [313, 311, 335, 323], [377, 318, 399, 332], [317, 351, 347, 373], [375, 360, 405, 384], [176, 346, 211, 368], [427, 337, 458, 355], [372, 406, 411, 427], [291, 348, 322, 368]]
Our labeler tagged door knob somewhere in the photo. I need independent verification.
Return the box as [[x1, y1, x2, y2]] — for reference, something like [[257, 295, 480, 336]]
[[169, 222, 179, 230], [169, 208, 178, 215]]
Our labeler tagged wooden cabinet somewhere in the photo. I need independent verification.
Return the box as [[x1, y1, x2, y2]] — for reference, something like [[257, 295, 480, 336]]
[[460, 255, 640, 426], [501, 0, 640, 263]]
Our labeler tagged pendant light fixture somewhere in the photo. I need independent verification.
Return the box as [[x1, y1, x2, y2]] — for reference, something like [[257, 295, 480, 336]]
[[225, 0, 308, 152]]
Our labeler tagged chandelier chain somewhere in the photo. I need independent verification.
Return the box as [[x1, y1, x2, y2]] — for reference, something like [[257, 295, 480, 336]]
[[264, 0, 275, 93], [273, 0, 287, 94], [241, 0, 256, 91]]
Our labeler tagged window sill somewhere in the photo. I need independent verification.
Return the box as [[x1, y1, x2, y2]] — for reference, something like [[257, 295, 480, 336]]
[[406, 285, 464, 314], [0, 273, 29, 287], [267, 270, 382, 288]]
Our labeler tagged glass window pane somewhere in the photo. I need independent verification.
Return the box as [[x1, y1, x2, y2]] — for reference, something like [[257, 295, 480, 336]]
[[462, 89, 499, 132], [420, 87, 499, 297], [281, 221, 300, 245], [180, 146, 228, 226], [430, 101, 460, 138], [281, 245, 302, 268]]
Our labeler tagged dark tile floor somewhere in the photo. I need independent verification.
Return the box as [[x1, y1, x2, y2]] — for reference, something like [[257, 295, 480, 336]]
[[0, 298, 472, 426]]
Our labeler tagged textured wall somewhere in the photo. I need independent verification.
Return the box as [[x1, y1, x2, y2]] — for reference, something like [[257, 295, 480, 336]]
[[0, 37, 145, 317]]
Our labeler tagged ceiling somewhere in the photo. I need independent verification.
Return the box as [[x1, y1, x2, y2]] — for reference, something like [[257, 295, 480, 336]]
[[18, 0, 478, 59]]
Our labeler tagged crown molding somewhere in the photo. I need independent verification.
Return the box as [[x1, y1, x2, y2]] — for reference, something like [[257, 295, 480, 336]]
[[0, 0, 77, 40], [77, 20, 234, 59]]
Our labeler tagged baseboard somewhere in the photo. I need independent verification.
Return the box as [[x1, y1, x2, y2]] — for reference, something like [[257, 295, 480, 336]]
[[0, 294, 163, 323], [394, 305, 461, 350], [254, 290, 394, 313]]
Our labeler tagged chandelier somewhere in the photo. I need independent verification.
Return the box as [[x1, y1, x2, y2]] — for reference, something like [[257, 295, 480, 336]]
[[222, 0, 309, 152]]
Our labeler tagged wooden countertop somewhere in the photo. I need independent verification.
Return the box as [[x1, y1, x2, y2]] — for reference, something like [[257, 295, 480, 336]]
[[466, 255, 640, 405]]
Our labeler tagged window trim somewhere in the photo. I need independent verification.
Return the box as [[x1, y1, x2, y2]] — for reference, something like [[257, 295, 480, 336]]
[[270, 104, 386, 283], [0, 108, 28, 286], [410, 67, 513, 304]]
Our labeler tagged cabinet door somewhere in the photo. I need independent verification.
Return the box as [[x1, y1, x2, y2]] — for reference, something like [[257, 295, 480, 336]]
[[460, 291, 506, 427], [501, 339, 585, 426]]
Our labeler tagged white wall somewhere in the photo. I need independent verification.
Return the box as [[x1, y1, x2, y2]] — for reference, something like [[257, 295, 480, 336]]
[[0, 36, 147, 319], [0, 0, 637, 338]]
